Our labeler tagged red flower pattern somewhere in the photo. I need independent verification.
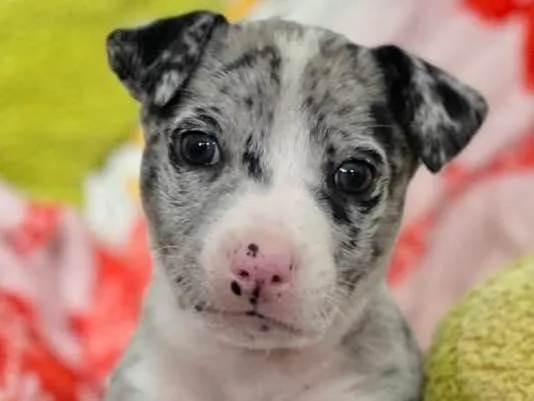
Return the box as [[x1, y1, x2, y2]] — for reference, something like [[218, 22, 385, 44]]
[[464, 0, 534, 90]]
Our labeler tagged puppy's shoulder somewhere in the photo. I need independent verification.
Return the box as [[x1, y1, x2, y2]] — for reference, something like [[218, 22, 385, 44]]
[[340, 284, 422, 389]]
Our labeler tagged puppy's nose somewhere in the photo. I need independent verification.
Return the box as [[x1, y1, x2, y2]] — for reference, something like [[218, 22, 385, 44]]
[[228, 233, 294, 301], [230, 249, 292, 285]]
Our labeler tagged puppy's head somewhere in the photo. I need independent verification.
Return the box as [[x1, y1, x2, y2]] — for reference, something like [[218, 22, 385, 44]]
[[107, 12, 487, 349]]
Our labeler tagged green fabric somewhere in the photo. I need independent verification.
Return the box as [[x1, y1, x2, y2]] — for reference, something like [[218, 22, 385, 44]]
[[425, 256, 534, 401], [0, 0, 221, 205]]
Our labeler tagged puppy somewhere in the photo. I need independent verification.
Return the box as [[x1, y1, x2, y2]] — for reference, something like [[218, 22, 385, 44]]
[[105, 11, 487, 401]]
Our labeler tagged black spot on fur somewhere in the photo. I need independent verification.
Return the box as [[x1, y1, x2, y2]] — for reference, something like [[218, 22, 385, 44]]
[[266, 111, 274, 126], [343, 43, 363, 70], [247, 243, 259, 257], [337, 104, 353, 117], [434, 81, 469, 123], [357, 194, 381, 214], [370, 102, 392, 122], [242, 135, 263, 180], [308, 77, 319, 93], [381, 366, 399, 378], [303, 96, 314, 110], [326, 144, 336, 157], [231, 281, 242, 296], [242, 150, 262, 178], [260, 324, 270, 332], [371, 241, 383, 259], [141, 163, 159, 192], [338, 268, 364, 292], [345, 238, 358, 249], [341, 226, 361, 251], [224, 46, 280, 73], [269, 53, 282, 86], [196, 114, 221, 131], [209, 106, 222, 115], [348, 226, 360, 239], [225, 51, 256, 71], [319, 189, 351, 225], [193, 106, 207, 115], [401, 319, 415, 349], [252, 285, 260, 298], [316, 112, 326, 129], [244, 96, 254, 109], [344, 43, 361, 55]]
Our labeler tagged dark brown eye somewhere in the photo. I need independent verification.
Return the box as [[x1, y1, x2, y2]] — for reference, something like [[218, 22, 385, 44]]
[[334, 160, 375, 195], [179, 131, 221, 166]]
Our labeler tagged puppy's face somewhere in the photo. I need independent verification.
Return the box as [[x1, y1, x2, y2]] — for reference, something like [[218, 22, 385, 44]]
[[107, 12, 487, 349]]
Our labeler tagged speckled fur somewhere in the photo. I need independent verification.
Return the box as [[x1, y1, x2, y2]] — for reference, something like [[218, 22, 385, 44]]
[[105, 11, 487, 401]]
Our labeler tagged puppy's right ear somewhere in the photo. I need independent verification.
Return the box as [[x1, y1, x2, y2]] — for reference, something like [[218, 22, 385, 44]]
[[106, 11, 228, 106]]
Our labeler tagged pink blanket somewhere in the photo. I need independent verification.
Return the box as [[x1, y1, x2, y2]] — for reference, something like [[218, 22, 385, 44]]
[[0, 182, 150, 399]]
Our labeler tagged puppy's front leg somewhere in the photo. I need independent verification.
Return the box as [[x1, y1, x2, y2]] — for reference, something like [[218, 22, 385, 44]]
[[105, 385, 152, 401], [104, 329, 157, 401], [303, 389, 421, 401], [105, 365, 155, 401], [297, 376, 421, 401]]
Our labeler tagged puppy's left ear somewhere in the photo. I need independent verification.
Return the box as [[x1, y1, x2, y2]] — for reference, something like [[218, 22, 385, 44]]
[[372, 45, 488, 173], [106, 11, 228, 106]]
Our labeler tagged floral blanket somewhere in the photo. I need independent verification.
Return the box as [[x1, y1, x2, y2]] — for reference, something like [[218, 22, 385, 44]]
[[1, 0, 534, 399]]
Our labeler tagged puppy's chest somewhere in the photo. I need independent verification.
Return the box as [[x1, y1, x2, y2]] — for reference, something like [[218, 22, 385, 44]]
[[151, 347, 349, 401]]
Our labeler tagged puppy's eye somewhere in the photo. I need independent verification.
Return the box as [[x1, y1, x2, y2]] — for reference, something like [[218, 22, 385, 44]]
[[334, 160, 375, 195], [179, 131, 221, 166]]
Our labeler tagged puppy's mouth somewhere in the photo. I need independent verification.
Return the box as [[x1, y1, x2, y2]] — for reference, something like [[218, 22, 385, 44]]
[[200, 307, 303, 335]]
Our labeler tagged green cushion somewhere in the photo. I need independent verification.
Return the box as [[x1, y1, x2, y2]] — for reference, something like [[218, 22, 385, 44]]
[[425, 256, 534, 401], [0, 0, 221, 204]]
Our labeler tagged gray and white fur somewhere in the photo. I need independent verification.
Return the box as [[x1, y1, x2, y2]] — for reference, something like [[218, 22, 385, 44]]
[[105, 11, 487, 401]]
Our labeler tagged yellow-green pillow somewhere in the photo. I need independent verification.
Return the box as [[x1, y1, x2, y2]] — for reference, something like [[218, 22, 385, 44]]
[[425, 256, 534, 401], [0, 0, 221, 205]]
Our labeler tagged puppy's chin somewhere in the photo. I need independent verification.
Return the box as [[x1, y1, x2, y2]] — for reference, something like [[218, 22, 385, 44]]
[[198, 312, 325, 350]]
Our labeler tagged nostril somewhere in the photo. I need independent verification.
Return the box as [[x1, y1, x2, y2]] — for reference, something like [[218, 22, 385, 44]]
[[271, 274, 282, 284], [237, 269, 250, 279]]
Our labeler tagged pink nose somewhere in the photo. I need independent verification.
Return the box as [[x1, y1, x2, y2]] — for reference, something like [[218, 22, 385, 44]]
[[228, 234, 294, 303]]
